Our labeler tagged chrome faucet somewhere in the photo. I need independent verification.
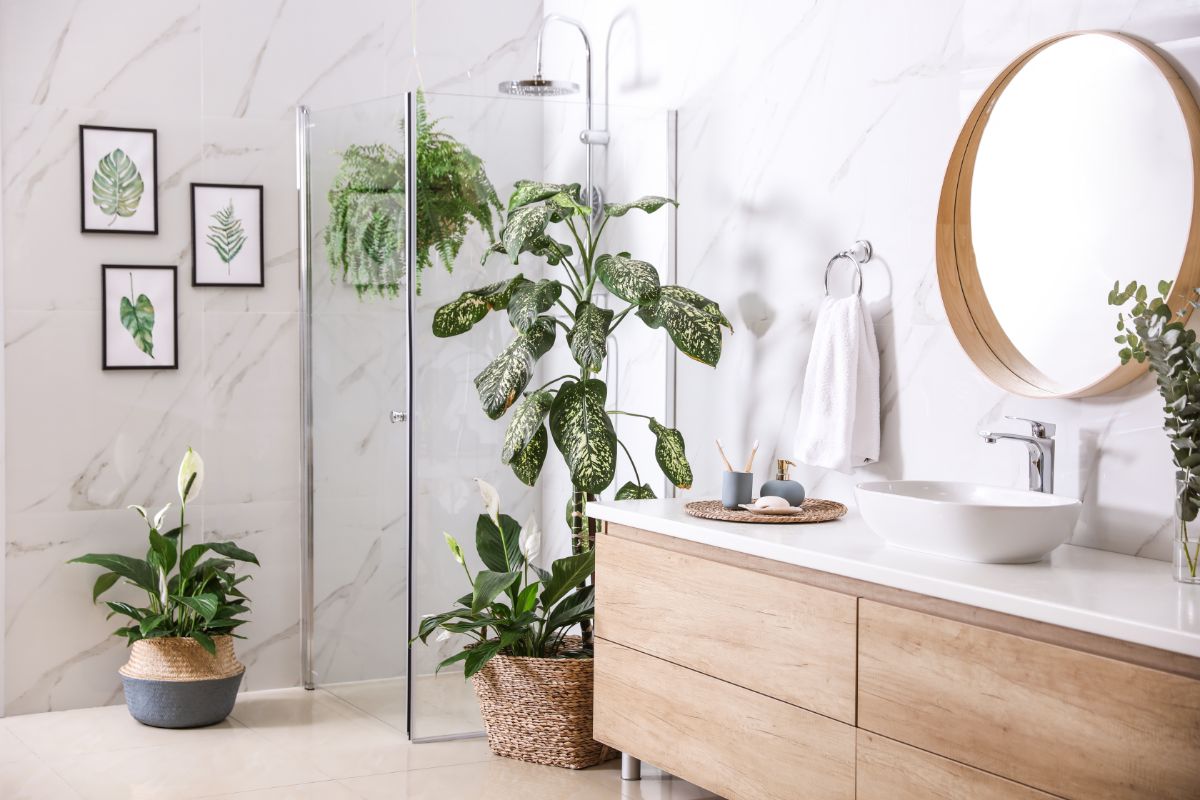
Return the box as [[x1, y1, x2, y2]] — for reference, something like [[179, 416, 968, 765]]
[[979, 416, 1057, 493]]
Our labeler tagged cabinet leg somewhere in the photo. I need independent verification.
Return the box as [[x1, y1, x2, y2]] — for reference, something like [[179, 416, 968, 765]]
[[621, 753, 641, 781]]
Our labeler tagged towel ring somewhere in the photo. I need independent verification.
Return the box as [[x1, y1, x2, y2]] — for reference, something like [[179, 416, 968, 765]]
[[823, 239, 873, 297]]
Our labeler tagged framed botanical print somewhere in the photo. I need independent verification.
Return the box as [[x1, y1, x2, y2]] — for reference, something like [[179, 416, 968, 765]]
[[101, 265, 177, 370], [190, 183, 265, 286], [80, 125, 158, 234]]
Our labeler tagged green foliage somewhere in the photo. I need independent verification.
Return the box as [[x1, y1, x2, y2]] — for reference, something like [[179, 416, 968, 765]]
[[92, 148, 144, 223], [414, 486, 594, 678], [69, 449, 258, 654], [118, 272, 155, 358], [325, 93, 502, 298], [206, 200, 248, 268], [431, 182, 730, 551], [1111, 279, 1200, 577]]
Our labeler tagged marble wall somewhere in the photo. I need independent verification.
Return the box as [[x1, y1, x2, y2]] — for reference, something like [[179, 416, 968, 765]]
[[1, 0, 541, 715], [543, 0, 1200, 561]]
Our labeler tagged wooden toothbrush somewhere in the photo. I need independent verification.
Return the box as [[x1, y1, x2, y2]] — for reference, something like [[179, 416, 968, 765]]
[[715, 439, 734, 472], [742, 440, 760, 473]]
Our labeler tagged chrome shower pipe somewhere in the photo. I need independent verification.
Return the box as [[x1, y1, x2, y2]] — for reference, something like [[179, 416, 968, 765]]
[[535, 14, 608, 215]]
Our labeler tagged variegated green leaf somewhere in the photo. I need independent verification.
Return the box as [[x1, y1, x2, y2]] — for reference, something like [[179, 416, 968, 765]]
[[432, 275, 531, 337], [473, 318, 556, 419], [507, 279, 562, 333], [501, 204, 552, 263], [595, 253, 661, 304], [603, 195, 677, 218], [508, 180, 579, 212], [649, 418, 693, 489], [635, 285, 730, 366], [118, 278, 155, 358], [481, 235, 573, 266], [510, 424, 548, 486], [614, 481, 656, 500], [567, 301, 614, 374], [501, 390, 553, 464], [547, 191, 589, 217], [549, 379, 617, 494]]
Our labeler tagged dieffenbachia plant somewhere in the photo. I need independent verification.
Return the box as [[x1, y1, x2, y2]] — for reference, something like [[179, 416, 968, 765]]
[[433, 180, 732, 562], [1111, 279, 1200, 577]]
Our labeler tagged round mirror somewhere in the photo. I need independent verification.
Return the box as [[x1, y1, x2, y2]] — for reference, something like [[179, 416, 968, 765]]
[[937, 32, 1200, 397]]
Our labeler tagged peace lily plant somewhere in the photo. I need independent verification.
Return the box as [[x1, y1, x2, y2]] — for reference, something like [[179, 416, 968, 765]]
[[433, 181, 732, 575], [1111, 279, 1200, 583], [70, 448, 260, 654], [415, 480, 594, 677]]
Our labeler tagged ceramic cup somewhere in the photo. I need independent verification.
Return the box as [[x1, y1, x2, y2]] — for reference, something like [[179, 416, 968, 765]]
[[721, 471, 753, 509]]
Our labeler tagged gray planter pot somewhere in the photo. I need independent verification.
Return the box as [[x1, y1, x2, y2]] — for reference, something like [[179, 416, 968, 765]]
[[122, 672, 243, 728]]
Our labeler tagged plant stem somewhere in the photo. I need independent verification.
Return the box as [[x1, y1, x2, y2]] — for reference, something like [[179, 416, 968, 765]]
[[616, 438, 643, 486], [608, 305, 634, 334], [607, 409, 654, 421], [555, 298, 576, 320], [532, 374, 575, 394]]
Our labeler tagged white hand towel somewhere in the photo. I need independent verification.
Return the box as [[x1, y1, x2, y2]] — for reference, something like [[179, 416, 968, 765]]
[[793, 294, 880, 473]]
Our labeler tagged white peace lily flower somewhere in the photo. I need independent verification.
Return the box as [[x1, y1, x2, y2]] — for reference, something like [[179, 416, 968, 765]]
[[436, 629, 452, 643], [444, 532, 465, 566], [152, 503, 172, 531], [158, 567, 169, 607], [178, 447, 205, 504], [519, 513, 541, 563], [474, 478, 500, 526], [128, 504, 149, 521]]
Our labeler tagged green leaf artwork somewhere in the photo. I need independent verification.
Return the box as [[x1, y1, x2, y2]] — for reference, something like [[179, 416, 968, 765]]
[[118, 273, 155, 358], [206, 199, 248, 272], [92, 149, 145, 225]]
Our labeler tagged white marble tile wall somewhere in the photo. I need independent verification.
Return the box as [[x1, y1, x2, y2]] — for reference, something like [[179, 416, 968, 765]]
[[544, 0, 1200, 561], [1, 0, 540, 715]]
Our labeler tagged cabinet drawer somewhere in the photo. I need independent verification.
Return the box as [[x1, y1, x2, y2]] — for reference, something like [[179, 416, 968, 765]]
[[857, 730, 1059, 800], [858, 600, 1200, 800], [595, 531, 857, 722], [593, 638, 855, 800]]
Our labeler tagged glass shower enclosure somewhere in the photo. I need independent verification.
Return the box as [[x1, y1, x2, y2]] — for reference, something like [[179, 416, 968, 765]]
[[298, 90, 676, 741]]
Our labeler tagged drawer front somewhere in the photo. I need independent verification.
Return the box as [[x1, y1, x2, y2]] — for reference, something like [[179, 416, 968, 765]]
[[858, 600, 1200, 800], [593, 638, 855, 800], [595, 531, 857, 722], [857, 730, 1060, 800]]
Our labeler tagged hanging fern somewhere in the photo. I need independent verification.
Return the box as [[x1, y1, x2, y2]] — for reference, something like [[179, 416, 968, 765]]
[[324, 92, 502, 298]]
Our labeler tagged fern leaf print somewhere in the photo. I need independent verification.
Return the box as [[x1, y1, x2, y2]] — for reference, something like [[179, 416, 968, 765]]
[[206, 199, 248, 273]]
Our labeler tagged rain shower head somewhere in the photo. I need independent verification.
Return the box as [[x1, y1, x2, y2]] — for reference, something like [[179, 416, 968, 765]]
[[498, 76, 579, 97]]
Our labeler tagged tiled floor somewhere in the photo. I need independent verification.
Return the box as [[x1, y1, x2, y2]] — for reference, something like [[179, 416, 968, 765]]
[[0, 684, 719, 799]]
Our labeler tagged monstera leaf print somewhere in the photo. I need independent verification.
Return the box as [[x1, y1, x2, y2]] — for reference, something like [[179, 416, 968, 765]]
[[207, 200, 248, 271], [119, 273, 155, 358], [92, 149, 145, 224]]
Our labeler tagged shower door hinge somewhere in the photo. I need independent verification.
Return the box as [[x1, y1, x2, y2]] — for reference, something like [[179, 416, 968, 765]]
[[390, 410, 408, 423]]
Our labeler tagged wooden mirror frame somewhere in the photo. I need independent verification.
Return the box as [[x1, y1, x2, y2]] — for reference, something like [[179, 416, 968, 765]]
[[936, 31, 1200, 398]]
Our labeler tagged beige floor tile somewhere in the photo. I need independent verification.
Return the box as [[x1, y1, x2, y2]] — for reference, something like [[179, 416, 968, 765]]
[[341, 759, 721, 800], [4, 702, 249, 758], [200, 780, 362, 799], [47, 738, 328, 800], [0, 757, 83, 800], [325, 674, 485, 739], [0, 722, 37, 763]]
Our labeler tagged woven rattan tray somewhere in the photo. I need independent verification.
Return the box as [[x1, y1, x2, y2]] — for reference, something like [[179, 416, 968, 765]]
[[684, 498, 847, 524]]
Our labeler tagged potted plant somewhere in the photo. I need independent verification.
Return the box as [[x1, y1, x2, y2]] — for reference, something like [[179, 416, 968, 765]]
[[431, 180, 731, 593], [325, 92, 502, 297], [416, 481, 603, 767], [70, 448, 260, 727], [1111, 279, 1200, 583]]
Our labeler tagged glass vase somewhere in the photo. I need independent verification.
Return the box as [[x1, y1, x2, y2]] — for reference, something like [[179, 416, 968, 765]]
[[1176, 514, 1200, 585]]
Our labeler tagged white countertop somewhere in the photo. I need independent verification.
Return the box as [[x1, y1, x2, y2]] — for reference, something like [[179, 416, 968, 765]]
[[588, 498, 1200, 658]]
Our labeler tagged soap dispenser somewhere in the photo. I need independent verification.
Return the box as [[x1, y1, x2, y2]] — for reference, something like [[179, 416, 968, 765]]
[[760, 459, 806, 506]]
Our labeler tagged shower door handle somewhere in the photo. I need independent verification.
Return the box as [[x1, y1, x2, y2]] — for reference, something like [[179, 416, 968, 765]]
[[390, 410, 408, 423]]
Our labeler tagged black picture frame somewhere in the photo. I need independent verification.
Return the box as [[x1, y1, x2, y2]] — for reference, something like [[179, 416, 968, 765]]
[[189, 182, 266, 287], [80, 124, 159, 235], [101, 265, 178, 370]]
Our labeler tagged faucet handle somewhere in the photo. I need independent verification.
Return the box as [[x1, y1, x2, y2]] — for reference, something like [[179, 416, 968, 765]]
[[1005, 416, 1056, 438]]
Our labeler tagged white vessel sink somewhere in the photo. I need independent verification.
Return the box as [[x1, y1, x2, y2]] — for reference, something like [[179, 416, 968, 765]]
[[855, 481, 1081, 564]]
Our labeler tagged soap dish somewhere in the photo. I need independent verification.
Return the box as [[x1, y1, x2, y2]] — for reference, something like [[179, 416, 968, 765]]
[[739, 504, 805, 516]]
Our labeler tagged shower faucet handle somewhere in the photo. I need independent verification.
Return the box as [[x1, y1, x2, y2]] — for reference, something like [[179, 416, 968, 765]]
[[390, 410, 408, 424]]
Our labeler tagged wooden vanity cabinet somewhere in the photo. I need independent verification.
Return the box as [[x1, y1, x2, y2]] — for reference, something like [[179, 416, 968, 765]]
[[594, 523, 1200, 800]]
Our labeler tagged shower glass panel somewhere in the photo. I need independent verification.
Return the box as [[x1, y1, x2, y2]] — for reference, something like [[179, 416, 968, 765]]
[[300, 89, 675, 743], [304, 97, 411, 719]]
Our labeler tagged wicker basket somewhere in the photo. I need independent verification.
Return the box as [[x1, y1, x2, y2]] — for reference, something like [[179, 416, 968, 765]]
[[119, 635, 244, 681], [118, 636, 245, 728], [470, 637, 613, 769]]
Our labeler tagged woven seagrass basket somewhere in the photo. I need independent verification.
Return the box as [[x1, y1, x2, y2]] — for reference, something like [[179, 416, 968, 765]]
[[119, 635, 244, 728], [470, 637, 613, 769]]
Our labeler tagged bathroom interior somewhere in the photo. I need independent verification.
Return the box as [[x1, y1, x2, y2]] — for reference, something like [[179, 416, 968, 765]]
[[2, 0, 1199, 798]]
